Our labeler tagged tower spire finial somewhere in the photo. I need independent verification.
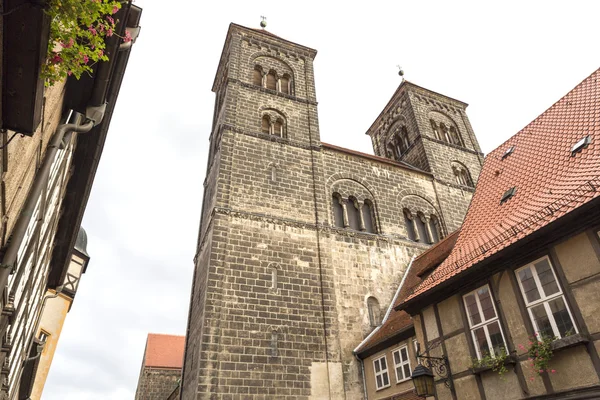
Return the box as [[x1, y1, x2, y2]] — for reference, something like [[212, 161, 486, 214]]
[[260, 16, 267, 29], [397, 65, 405, 80]]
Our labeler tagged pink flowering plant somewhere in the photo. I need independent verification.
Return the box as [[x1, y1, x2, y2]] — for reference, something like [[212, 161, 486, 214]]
[[519, 335, 555, 377], [42, 0, 131, 86]]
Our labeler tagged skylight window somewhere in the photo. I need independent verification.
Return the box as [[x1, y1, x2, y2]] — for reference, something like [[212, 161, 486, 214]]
[[501, 187, 516, 203], [502, 146, 514, 160], [571, 135, 591, 156]]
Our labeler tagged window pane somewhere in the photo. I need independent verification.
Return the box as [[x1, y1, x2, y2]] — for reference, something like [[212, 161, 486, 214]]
[[487, 321, 505, 355], [394, 351, 400, 365], [474, 327, 490, 357], [549, 297, 575, 337], [531, 304, 554, 337], [376, 375, 382, 388], [382, 372, 389, 386], [518, 267, 541, 303], [380, 357, 386, 369], [535, 259, 560, 297], [400, 347, 408, 362], [396, 366, 404, 380], [374, 361, 380, 373], [403, 364, 411, 379], [465, 294, 481, 326], [477, 287, 496, 321]]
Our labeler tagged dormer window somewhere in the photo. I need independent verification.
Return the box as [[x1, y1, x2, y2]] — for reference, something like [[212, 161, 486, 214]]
[[571, 135, 591, 156]]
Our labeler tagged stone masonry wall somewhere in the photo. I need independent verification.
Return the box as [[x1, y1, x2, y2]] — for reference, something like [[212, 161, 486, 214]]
[[135, 368, 181, 400]]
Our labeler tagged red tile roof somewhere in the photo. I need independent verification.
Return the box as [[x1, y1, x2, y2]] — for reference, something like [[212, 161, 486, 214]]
[[355, 231, 460, 354], [143, 333, 185, 369], [402, 67, 600, 305]]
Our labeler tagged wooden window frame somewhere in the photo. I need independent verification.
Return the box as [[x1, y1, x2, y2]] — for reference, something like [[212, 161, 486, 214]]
[[373, 355, 391, 390], [515, 256, 578, 339], [462, 284, 507, 359], [392, 344, 412, 383]]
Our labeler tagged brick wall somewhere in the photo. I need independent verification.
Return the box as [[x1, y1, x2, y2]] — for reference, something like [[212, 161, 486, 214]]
[[135, 368, 181, 400]]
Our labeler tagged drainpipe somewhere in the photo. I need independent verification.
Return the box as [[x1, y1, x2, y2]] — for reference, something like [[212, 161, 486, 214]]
[[354, 352, 369, 400], [0, 105, 106, 291]]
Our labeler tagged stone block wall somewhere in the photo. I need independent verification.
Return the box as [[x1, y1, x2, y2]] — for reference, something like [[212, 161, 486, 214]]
[[135, 368, 181, 400]]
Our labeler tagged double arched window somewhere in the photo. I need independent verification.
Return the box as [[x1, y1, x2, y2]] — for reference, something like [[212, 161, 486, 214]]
[[403, 209, 442, 244], [260, 110, 286, 138], [332, 193, 376, 233], [452, 162, 474, 188]]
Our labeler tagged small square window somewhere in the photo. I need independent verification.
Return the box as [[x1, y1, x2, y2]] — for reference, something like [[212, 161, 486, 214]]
[[571, 135, 591, 155]]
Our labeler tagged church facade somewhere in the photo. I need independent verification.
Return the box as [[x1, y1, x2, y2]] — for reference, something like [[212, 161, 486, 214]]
[[180, 23, 483, 399]]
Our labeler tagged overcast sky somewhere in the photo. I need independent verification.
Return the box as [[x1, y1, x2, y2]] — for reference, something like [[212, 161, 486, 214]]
[[42, 1, 600, 399]]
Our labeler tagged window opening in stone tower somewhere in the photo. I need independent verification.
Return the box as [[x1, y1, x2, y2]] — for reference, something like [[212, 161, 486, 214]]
[[261, 115, 271, 134], [415, 212, 429, 243], [429, 215, 441, 243], [271, 267, 278, 290], [253, 65, 263, 86], [270, 331, 278, 357], [274, 118, 284, 137], [431, 119, 442, 141], [367, 297, 381, 327], [404, 209, 417, 241], [346, 197, 361, 231], [332, 194, 344, 228], [280, 75, 290, 95], [362, 200, 376, 233], [266, 71, 277, 91]]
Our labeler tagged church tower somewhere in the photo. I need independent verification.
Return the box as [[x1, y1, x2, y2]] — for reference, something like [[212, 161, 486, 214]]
[[181, 23, 483, 400]]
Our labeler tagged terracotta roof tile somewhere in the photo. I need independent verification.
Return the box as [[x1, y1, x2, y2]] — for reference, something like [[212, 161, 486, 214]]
[[402, 67, 600, 304], [143, 333, 185, 369], [355, 231, 460, 354]]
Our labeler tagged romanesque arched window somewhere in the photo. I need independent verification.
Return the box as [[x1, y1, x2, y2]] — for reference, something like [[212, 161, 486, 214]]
[[266, 70, 277, 91], [429, 215, 441, 243], [452, 162, 474, 188], [253, 65, 264, 86], [346, 196, 361, 231], [404, 209, 417, 241], [362, 200, 375, 233], [280, 74, 291, 95], [260, 110, 287, 138], [367, 297, 381, 327], [449, 126, 462, 146], [431, 119, 442, 140], [332, 193, 344, 228], [415, 212, 429, 243]]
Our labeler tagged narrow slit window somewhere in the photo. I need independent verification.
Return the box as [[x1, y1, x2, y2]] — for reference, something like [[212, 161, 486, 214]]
[[270, 331, 278, 357]]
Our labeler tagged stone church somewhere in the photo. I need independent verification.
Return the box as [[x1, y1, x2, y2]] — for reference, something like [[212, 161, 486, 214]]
[[180, 23, 483, 399]]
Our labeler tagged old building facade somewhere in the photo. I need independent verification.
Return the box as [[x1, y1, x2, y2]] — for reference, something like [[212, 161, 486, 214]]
[[181, 23, 483, 399], [387, 67, 600, 400], [0, 4, 143, 398], [135, 334, 185, 400]]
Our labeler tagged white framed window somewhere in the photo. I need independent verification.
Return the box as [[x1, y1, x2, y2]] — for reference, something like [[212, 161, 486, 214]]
[[463, 285, 507, 359], [392, 345, 411, 383], [515, 257, 577, 339], [373, 355, 390, 390]]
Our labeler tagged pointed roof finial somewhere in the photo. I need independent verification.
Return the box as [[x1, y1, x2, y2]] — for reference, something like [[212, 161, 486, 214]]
[[260, 16, 267, 29], [397, 65, 405, 80]]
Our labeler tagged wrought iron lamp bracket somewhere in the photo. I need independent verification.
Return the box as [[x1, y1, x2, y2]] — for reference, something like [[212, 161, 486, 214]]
[[416, 343, 453, 390]]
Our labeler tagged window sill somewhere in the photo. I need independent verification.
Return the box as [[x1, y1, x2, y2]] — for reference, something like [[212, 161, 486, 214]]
[[551, 333, 589, 351], [375, 384, 391, 392], [396, 377, 411, 384], [471, 354, 517, 374]]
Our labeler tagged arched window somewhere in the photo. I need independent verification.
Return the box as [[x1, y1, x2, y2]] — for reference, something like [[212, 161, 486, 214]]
[[280, 74, 290, 95], [261, 115, 271, 134], [362, 200, 375, 233], [271, 267, 278, 289], [345, 197, 361, 231], [449, 126, 462, 146], [270, 331, 278, 357], [401, 126, 410, 152], [431, 119, 441, 140], [367, 297, 381, 327], [266, 71, 277, 90], [273, 118, 284, 137], [429, 215, 441, 243], [453, 163, 474, 188], [404, 209, 417, 241], [253, 65, 263, 86], [461, 169, 473, 187], [270, 164, 278, 182], [332, 193, 344, 228], [440, 123, 451, 143], [415, 212, 429, 243]]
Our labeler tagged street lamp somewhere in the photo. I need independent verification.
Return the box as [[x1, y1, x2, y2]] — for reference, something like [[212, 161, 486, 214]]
[[411, 343, 452, 398], [411, 364, 435, 397]]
